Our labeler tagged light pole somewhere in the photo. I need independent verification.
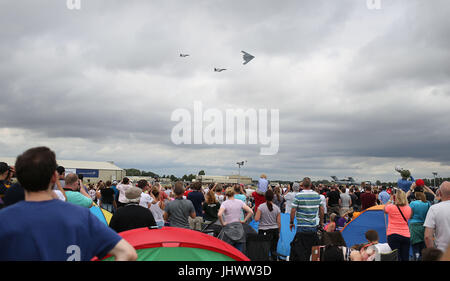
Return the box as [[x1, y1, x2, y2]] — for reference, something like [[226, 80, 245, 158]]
[[432, 172, 438, 188], [236, 161, 247, 185]]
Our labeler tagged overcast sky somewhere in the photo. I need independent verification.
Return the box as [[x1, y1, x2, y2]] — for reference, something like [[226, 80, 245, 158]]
[[1, 0, 449, 183]]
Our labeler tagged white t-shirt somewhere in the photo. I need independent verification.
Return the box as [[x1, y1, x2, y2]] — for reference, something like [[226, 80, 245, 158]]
[[215, 194, 224, 204], [139, 193, 154, 208], [150, 201, 164, 223], [373, 243, 392, 261], [423, 200, 450, 251], [117, 184, 132, 204], [315, 194, 327, 225], [320, 194, 327, 214], [284, 192, 298, 214], [53, 190, 66, 201]]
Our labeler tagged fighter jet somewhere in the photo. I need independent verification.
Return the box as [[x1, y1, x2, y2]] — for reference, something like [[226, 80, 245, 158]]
[[214, 68, 227, 72], [180, 53, 190, 57], [241, 51, 255, 65], [330, 176, 358, 186]]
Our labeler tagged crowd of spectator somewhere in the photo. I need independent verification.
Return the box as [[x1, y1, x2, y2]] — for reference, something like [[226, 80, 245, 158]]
[[0, 147, 449, 262]]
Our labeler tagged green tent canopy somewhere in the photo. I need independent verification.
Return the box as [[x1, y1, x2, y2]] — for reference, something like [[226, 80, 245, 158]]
[[95, 227, 250, 261]]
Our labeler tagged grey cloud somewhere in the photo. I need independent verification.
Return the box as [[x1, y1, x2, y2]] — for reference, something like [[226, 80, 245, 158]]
[[343, 1, 450, 94], [1, 0, 450, 181]]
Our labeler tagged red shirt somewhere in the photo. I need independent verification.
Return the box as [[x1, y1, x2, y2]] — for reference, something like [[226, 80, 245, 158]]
[[252, 191, 266, 212], [184, 189, 193, 197], [360, 192, 377, 210]]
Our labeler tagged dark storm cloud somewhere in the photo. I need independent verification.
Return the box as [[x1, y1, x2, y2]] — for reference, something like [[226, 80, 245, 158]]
[[1, 0, 450, 181]]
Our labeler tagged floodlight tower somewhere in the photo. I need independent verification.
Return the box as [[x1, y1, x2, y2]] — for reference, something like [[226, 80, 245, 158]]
[[432, 172, 438, 188], [236, 161, 247, 184]]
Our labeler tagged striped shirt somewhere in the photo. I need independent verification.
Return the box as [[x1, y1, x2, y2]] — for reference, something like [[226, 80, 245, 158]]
[[291, 189, 321, 228]]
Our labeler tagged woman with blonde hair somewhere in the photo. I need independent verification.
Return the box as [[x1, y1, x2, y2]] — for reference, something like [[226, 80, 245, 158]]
[[384, 189, 412, 261], [324, 213, 337, 232], [217, 187, 253, 252]]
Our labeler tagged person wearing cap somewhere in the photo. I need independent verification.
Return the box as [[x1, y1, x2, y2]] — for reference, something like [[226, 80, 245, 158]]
[[109, 186, 156, 233], [3, 162, 64, 207], [0, 146, 137, 261], [111, 180, 119, 204], [407, 180, 432, 260], [397, 170, 415, 193], [0, 162, 12, 208], [407, 179, 436, 204]]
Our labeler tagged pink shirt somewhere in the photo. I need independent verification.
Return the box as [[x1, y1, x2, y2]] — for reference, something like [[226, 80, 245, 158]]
[[385, 204, 412, 237], [221, 198, 245, 224]]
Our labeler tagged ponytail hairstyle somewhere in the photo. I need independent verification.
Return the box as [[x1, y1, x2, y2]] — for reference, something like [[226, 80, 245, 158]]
[[265, 189, 274, 212], [225, 187, 235, 198]]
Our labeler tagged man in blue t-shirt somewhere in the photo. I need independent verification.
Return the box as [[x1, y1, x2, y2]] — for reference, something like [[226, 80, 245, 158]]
[[257, 174, 269, 194], [0, 146, 137, 261], [397, 170, 415, 193], [378, 186, 391, 205]]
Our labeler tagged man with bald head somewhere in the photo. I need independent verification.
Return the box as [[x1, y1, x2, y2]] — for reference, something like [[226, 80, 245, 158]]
[[424, 181, 450, 252], [64, 173, 93, 208]]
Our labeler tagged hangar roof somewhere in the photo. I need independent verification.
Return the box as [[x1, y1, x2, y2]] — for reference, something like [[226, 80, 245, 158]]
[[0, 157, 124, 171]]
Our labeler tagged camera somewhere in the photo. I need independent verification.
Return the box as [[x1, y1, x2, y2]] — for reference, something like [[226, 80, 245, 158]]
[[6, 166, 13, 177]]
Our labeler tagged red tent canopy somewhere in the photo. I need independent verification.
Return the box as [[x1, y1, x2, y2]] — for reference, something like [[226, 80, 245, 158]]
[[95, 227, 250, 261]]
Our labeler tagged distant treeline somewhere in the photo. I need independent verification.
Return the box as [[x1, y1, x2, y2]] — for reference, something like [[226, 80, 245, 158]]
[[124, 168, 201, 182], [124, 168, 449, 187]]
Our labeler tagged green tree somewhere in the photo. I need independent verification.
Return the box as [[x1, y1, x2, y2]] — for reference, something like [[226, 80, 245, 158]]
[[198, 170, 205, 176], [141, 170, 159, 178], [125, 168, 141, 176]]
